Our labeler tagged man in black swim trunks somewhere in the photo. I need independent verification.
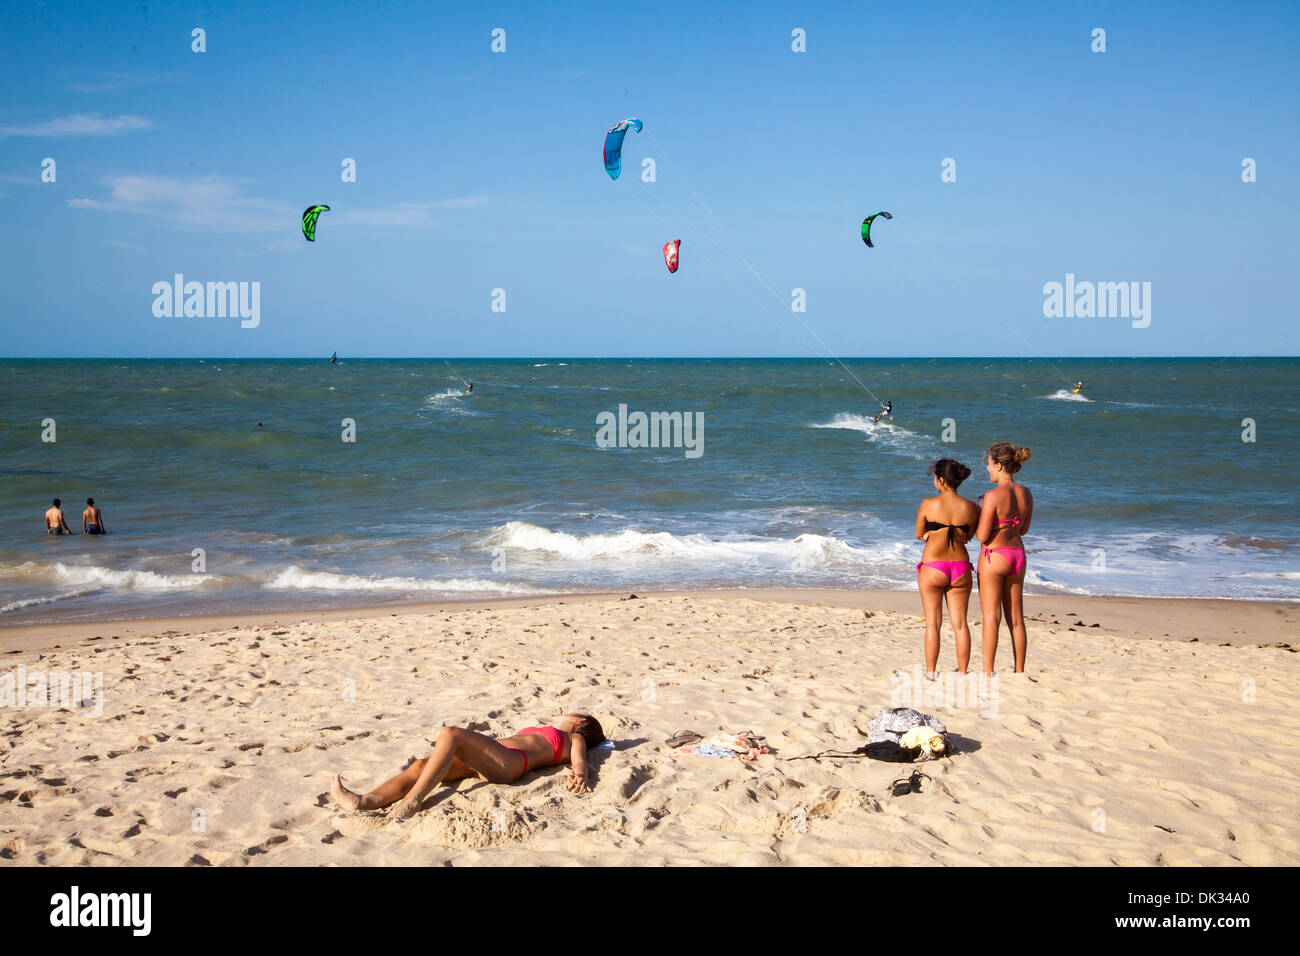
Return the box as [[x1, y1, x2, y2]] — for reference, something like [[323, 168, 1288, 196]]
[[45, 498, 71, 535], [873, 400, 892, 424]]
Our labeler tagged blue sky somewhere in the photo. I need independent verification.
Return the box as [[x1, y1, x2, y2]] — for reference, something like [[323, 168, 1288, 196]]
[[1, 0, 1296, 357]]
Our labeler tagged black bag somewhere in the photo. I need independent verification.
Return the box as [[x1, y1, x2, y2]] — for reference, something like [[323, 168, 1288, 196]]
[[864, 740, 924, 763]]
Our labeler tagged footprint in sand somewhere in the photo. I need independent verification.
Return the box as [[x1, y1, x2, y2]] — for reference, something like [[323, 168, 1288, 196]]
[[616, 765, 657, 801], [70, 835, 131, 858], [244, 834, 291, 856], [270, 810, 318, 831]]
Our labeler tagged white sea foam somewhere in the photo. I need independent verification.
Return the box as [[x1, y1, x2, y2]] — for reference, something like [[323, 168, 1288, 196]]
[[1023, 569, 1093, 595], [264, 566, 546, 594], [810, 413, 936, 460], [484, 520, 892, 570], [6, 561, 216, 591], [1, 588, 104, 613], [1045, 389, 1093, 403]]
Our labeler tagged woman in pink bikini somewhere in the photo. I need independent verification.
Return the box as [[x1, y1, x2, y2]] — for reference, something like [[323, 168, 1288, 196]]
[[915, 459, 981, 677], [330, 713, 605, 819], [976, 442, 1033, 674]]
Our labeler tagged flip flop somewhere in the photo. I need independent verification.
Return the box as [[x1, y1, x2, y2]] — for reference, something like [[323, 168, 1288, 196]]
[[664, 730, 703, 749], [889, 770, 931, 796]]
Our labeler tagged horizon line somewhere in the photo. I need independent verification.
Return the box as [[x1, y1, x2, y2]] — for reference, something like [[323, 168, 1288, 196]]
[[1, 354, 1297, 362]]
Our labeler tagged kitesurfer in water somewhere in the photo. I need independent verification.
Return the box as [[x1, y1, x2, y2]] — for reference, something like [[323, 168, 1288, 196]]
[[873, 400, 893, 424], [1071, 382, 1084, 394]]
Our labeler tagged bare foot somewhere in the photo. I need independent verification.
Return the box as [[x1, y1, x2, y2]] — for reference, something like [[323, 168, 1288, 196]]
[[330, 774, 362, 811], [390, 796, 421, 820]]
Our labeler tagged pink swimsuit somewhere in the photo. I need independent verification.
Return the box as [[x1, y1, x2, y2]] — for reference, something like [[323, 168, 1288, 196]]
[[916, 559, 972, 583], [505, 726, 565, 773], [982, 516, 1026, 575], [918, 518, 974, 584]]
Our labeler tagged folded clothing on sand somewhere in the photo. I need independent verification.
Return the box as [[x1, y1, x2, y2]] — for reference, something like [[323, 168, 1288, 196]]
[[867, 708, 951, 761], [676, 731, 769, 761], [867, 707, 946, 744]]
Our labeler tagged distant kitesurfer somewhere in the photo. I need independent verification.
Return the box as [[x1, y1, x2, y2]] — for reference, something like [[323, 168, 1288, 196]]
[[465, 382, 474, 394], [83, 497, 106, 535], [873, 400, 893, 424], [1071, 382, 1084, 394], [45, 498, 71, 535]]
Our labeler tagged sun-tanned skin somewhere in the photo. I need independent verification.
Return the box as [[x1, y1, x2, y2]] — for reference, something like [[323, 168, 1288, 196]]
[[45, 503, 71, 535], [330, 714, 594, 820], [976, 457, 1034, 675], [915, 474, 980, 676], [83, 502, 106, 534]]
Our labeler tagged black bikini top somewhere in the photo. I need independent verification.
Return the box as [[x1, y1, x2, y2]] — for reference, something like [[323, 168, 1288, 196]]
[[924, 520, 975, 546]]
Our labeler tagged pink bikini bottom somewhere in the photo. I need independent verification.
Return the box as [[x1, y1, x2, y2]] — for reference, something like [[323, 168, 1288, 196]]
[[981, 547, 1026, 576], [916, 560, 972, 584]]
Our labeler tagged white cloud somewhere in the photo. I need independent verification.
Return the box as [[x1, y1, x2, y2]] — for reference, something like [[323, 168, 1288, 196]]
[[67, 173, 492, 236], [336, 196, 489, 229], [0, 113, 154, 138], [103, 237, 146, 251], [67, 174, 291, 233], [65, 71, 186, 94]]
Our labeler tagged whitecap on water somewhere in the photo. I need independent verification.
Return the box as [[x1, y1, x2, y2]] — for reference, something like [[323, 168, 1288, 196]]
[[809, 413, 937, 460], [1045, 389, 1092, 403]]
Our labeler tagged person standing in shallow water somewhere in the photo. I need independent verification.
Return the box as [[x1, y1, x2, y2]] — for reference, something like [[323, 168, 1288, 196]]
[[915, 459, 980, 677], [45, 498, 71, 535], [976, 442, 1033, 675], [82, 498, 107, 535]]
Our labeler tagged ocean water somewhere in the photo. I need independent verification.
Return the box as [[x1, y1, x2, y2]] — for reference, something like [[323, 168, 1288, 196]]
[[1, 357, 1296, 624]]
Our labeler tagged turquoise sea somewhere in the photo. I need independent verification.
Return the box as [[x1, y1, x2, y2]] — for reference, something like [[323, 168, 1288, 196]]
[[1, 357, 1296, 624]]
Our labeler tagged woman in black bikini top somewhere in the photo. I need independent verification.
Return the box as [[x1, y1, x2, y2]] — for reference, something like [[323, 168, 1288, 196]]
[[923, 518, 976, 548], [914, 459, 980, 678]]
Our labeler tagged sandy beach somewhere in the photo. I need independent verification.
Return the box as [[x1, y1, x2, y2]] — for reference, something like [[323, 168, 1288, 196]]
[[2, 589, 1297, 866]]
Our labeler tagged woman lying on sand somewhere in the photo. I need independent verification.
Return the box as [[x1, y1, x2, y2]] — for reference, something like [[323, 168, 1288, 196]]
[[330, 714, 606, 819]]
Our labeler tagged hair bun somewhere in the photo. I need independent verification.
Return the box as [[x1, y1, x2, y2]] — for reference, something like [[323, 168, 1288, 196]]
[[928, 458, 971, 489], [1014, 447, 1031, 465]]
